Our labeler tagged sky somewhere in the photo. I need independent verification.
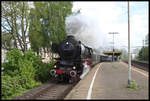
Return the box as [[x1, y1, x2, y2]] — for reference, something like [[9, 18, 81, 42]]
[[72, 1, 149, 52], [27, 1, 148, 52]]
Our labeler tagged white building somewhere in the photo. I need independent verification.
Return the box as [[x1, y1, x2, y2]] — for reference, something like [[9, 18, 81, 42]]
[[131, 48, 140, 59], [2, 49, 7, 63]]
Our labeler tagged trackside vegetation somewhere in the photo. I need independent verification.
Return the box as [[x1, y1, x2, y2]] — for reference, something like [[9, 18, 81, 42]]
[[2, 1, 75, 99], [2, 49, 55, 100]]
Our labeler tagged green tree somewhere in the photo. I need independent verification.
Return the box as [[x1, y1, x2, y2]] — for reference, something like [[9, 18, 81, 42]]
[[145, 34, 149, 46], [29, 2, 73, 55], [138, 46, 149, 61], [138, 34, 149, 61], [2, 33, 14, 50], [2, 2, 30, 52]]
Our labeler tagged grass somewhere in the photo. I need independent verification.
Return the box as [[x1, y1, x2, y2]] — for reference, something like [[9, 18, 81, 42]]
[[122, 59, 149, 64], [132, 59, 149, 64], [127, 80, 139, 90]]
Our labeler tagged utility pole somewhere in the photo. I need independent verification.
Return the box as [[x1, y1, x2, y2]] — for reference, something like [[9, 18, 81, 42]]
[[109, 32, 119, 62], [128, 1, 131, 87], [143, 40, 144, 60]]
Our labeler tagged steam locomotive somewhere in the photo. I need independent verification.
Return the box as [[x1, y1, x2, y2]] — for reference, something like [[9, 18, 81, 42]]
[[50, 35, 100, 83]]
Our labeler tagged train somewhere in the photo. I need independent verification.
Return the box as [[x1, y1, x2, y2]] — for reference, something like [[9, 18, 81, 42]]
[[50, 35, 102, 83]]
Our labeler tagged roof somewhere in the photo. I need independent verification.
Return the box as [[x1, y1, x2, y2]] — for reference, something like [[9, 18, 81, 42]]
[[103, 51, 122, 56]]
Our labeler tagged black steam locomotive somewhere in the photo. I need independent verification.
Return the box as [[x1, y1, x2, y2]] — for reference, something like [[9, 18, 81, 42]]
[[50, 35, 100, 83]]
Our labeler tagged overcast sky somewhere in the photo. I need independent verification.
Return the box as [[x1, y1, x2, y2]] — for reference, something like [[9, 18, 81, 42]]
[[72, 1, 148, 51]]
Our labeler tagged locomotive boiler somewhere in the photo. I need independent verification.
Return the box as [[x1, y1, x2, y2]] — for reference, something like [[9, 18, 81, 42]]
[[50, 35, 98, 83]]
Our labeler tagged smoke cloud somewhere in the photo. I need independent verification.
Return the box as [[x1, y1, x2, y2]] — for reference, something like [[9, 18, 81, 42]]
[[65, 13, 109, 54]]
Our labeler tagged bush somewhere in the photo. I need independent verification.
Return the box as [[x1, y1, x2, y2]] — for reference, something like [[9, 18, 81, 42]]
[[1, 49, 53, 99], [37, 59, 55, 82], [2, 75, 27, 100], [23, 50, 42, 70], [18, 59, 41, 89], [2, 49, 23, 76]]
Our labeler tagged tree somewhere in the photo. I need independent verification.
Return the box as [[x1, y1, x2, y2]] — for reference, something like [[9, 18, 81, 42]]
[[2, 33, 14, 50], [138, 46, 149, 61], [145, 34, 149, 46], [2, 2, 30, 52], [138, 34, 149, 61], [29, 2, 73, 55]]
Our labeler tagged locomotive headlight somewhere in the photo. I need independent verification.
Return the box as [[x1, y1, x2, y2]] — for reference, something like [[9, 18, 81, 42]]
[[54, 65, 57, 68], [73, 66, 76, 69]]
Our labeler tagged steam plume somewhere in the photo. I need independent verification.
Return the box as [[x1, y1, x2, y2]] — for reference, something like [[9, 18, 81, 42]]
[[65, 13, 108, 54]]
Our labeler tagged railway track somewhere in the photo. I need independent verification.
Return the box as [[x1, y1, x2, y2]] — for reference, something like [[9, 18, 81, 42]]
[[12, 80, 77, 100], [123, 60, 149, 72], [12, 63, 99, 100]]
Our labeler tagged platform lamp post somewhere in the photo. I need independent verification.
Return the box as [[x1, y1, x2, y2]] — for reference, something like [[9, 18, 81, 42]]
[[108, 32, 119, 62], [127, 1, 131, 87]]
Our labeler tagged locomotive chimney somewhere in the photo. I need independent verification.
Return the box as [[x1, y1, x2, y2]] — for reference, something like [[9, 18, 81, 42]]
[[67, 35, 75, 39]]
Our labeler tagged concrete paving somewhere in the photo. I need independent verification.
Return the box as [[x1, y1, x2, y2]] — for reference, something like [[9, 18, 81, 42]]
[[65, 62, 149, 100]]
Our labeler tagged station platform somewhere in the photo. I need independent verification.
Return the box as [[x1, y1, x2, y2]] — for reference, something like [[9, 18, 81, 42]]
[[65, 62, 148, 99]]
